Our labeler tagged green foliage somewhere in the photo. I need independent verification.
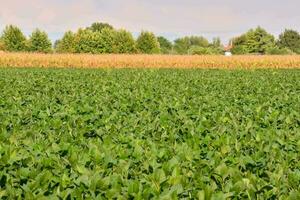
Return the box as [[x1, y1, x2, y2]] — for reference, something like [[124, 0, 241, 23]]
[[266, 46, 294, 55], [114, 29, 136, 54], [231, 45, 248, 55], [55, 31, 76, 53], [74, 28, 116, 54], [74, 29, 99, 53], [174, 36, 210, 54], [157, 36, 173, 54], [211, 37, 222, 48], [27, 29, 52, 53], [188, 46, 221, 55], [136, 31, 160, 54], [98, 28, 117, 54], [1, 25, 27, 52], [87, 22, 114, 32], [0, 38, 5, 51], [232, 27, 276, 54], [210, 37, 224, 54], [277, 29, 300, 54], [0, 68, 299, 199]]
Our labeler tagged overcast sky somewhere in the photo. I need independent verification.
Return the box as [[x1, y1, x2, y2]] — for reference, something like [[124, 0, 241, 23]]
[[0, 0, 299, 43]]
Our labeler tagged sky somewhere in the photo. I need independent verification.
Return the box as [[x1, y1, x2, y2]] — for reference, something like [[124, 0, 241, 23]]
[[0, 0, 300, 44]]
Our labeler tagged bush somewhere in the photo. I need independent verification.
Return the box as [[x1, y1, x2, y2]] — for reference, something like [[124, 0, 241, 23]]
[[231, 45, 248, 55], [136, 31, 160, 54], [1, 25, 27, 52], [188, 46, 219, 55], [56, 31, 76, 53], [174, 36, 210, 54], [266, 46, 294, 55], [114, 29, 136, 54], [27, 29, 52, 53]]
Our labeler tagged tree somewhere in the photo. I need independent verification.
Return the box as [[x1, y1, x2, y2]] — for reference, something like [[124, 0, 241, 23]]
[[56, 31, 76, 53], [174, 36, 209, 54], [277, 29, 300, 54], [231, 27, 275, 54], [211, 37, 222, 48], [27, 29, 52, 53], [209, 37, 223, 54], [136, 31, 160, 54], [98, 28, 117, 53], [74, 29, 102, 54], [114, 29, 136, 54], [0, 38, 5, 51], [157, 36, 173, 54], [74, 28, 117, 54], [174, 37, 190, 54], [1, 25, 27, 52], [87, 22, 114, 32]]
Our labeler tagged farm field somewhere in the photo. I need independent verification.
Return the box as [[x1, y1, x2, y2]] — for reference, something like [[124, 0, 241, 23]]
[[1, 52, 300, 69], [0, 68, 300, 199]]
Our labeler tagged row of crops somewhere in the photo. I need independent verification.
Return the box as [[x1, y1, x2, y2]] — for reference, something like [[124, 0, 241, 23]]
[[1, 52, 300, 69], [0, 68, 299, 199]]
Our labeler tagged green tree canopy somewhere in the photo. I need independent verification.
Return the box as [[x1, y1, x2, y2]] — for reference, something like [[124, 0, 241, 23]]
[[157, 36, 173, 54], [87, 22, 114, 32], [209, 37, 223, 54], [136, 31, 160, 54], [1, 25, 27, 52], [277, 29, 300, 54], [114, 29, 136, 54], [98, 28, 117, 53], [0, 38, 5, 51], [55, 31, 76, 53], [174, 36, 209, 54], [27, 29, 52, 53], [231, 27, 275, 54], [74, 28, 117, 54], [74, 29, 102, 54]]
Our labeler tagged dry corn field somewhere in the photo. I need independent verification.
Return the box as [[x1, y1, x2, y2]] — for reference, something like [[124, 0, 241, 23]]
[[1, 52, 300, 68]]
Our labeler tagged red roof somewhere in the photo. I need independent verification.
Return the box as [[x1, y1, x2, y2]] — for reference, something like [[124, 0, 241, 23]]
[[224, 45, 233, 51]]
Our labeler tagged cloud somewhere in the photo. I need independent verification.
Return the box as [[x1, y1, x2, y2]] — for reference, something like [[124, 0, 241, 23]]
[[1, 0, 300, 42]]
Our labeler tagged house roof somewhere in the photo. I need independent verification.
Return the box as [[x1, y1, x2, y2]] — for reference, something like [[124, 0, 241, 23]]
[[223, 45, 233, 51]]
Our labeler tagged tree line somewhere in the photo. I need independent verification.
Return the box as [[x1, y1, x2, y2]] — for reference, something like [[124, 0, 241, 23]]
[[1, 22, 300, 55]]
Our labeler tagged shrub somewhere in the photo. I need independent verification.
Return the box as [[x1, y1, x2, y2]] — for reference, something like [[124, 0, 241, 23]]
[[188, 46, 219, 55], [136, 31, 160, 54], [266, 46, 294, 55], [174, 36, 210, 54], [27, 29, 52, 53], [231, 45, 248, 55], [1, 25, 27, 52]]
